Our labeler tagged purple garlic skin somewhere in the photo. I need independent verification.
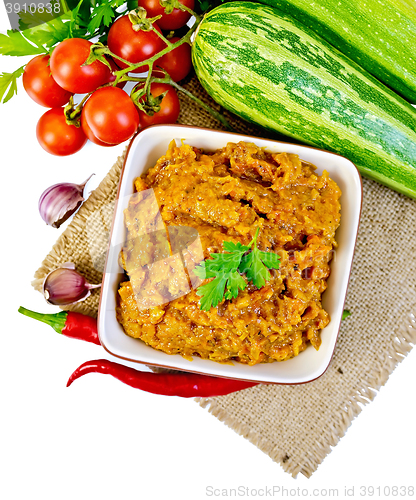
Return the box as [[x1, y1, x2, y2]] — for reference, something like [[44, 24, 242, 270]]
[[38, 175, 93, 228], [43, 263, 101, 306]]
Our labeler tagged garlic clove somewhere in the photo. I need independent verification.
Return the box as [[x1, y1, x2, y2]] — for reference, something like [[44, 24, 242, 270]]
[[38, 175, 94, 229], [43, 264, 101, 306]]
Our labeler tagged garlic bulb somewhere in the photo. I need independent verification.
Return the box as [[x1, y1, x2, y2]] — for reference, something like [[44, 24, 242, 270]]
[[38, 175, 93, 228], [43, 263, 101, 306]]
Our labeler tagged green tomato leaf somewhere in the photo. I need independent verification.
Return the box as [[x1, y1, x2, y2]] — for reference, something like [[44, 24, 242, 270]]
[[0, 66, 25, 104]]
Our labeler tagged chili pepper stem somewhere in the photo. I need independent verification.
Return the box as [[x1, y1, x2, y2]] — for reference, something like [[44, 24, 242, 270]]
[[18, 307, 100, 345], [18, 306, 67, 334]]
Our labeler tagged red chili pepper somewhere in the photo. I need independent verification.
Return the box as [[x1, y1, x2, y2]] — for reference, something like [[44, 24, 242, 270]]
[[67, 359, 259, 397], [18, 306, 100, 345]]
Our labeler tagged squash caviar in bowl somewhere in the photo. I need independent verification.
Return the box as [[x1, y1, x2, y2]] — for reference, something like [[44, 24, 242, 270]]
[[115, 140, 341, 366]]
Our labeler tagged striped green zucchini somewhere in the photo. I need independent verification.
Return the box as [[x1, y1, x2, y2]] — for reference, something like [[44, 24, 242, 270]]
[[257, 0, 416, 103], [192, 1, 416, 198]]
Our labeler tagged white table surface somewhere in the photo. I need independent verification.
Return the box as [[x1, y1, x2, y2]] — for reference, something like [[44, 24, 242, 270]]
[[1, 5, 415, 499]]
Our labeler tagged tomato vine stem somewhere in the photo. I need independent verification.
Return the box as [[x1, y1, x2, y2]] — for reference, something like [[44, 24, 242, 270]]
[[82, 5, 233, 130]]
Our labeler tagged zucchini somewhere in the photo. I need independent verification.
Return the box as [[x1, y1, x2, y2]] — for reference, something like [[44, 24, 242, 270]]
[[192, 1, 416, 198], [257, 0, 416, 103]]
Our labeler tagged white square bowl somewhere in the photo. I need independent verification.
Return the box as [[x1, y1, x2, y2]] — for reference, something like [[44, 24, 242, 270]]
[[98, 125, 362, 384]]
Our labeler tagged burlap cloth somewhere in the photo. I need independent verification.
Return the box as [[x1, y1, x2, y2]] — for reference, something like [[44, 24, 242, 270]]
[[33, 76, 416, 477]]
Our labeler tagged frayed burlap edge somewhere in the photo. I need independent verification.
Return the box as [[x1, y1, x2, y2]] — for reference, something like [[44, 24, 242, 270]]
[[196, 314, 416, 478]]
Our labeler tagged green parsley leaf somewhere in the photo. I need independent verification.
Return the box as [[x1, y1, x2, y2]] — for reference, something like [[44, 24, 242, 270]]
[[239, 250, 270, 289], [28, 14, 74, 48], [196, 269, 247, 311], [88, 0, 125, 35], [0, 30, 45, 56], [223, 241, 250, 254], [206, 251, 243, 271], [194, 240, 248, 310], [193, 260, 216, 280], [224, 271, 246, 300], [238, 228, 280, 289], [66, 0, 92, 26], [17, 0, 89, 47], [256, 250, 281, 270], [196, 274, 228, 311], [1, 1, 91, 58], [67, 0, 85, 37], [195, 0, 214, 11], [0, 66, 25, 104], [342, 310, 351, 320]]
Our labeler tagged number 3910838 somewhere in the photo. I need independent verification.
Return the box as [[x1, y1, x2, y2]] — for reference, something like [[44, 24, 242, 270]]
[[5, 2, 61, 14]]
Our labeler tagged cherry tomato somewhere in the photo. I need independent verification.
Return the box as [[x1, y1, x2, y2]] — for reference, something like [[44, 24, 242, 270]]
[[50, 38, 111, 94], [82, 87, 140, 145], [23, 55, 72, 108], [36, 108, 88, 156], [138, 0, 195, 30], [153, 37, 192, 82], [81, 113, 116, 147], [135, 83, 180, 129], [107, 15, 165, 73]]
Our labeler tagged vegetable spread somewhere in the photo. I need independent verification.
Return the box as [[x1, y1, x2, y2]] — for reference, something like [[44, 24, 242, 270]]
[[116, 141, 341, 365]]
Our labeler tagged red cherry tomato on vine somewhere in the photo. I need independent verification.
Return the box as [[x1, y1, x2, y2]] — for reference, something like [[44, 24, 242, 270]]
[[23, 55, 72, 108], [107, 15, 165, 74], [138, 0, 195, 30], [81, 113, 116, 147], [135, 83, 180, 129], [36, 108, 88, 156], [50, 38, 111, 94], [82, 87, 140, 145], [153, 37, 192, 82]]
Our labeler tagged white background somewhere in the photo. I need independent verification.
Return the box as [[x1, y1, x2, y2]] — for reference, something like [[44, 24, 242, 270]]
[[1, 5, 416, 500]]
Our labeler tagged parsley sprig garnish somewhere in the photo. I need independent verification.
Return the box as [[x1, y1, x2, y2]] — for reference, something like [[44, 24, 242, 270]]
[[194, 227, 280, 311], [0, 66, 25, 104]]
